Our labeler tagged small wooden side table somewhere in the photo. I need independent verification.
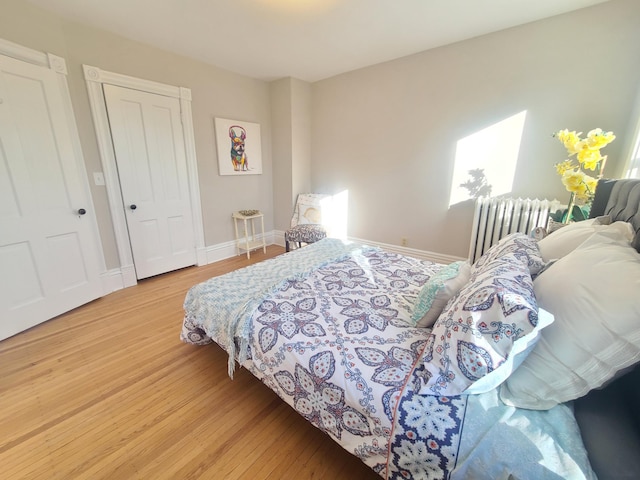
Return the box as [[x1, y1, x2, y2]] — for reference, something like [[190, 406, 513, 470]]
[[232, 211, 266, 259]]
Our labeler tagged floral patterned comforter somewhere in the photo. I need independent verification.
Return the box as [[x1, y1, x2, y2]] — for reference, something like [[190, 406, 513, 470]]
[[181, 239, 594, 480]]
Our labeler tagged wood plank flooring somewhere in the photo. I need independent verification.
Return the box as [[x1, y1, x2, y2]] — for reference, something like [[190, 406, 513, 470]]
[[0, 246, 380, 479]]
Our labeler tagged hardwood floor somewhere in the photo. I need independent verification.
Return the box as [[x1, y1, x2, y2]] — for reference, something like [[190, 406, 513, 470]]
[[0, 246, 380, 479]]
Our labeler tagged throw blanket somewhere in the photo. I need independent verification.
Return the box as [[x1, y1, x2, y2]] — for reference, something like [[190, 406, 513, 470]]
[[181, 238, 371, 376]]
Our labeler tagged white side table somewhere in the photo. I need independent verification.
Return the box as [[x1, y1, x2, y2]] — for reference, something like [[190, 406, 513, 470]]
[[232, 211, 266, 259]]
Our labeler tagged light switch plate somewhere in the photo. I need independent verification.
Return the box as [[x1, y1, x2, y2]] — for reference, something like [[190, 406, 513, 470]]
[[93, 172, 105, 186]]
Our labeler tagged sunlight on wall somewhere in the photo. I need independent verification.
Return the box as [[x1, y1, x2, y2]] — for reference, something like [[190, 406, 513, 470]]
[[625, 133, 640, 178], [321, 190, 349, 239], [449, 111, 528, 206]]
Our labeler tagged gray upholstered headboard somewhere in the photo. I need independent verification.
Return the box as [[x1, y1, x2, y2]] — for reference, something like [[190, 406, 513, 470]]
[[590, 178, 640, 236], [576, 178, 640, 479]]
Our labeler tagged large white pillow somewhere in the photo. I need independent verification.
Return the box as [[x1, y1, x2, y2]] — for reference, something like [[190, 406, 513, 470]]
[[537, 219, 633, 262], [500, 227, 640, 410]]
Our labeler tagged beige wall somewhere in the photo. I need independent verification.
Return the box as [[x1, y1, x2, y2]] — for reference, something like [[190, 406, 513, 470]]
[[3, 0, 640, 265], [270, 77, 312, 231], [311, 0, 640, 257], [290, 78, 312, 216], [1, 0, 274, 270], [270, 78, 294, 231]]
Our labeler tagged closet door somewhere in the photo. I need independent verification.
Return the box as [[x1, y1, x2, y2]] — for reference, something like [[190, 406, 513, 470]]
[[0, 53, 103, 340], [103, 84, 196, 279]]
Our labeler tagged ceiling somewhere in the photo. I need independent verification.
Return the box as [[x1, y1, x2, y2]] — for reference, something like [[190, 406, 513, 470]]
[[27, 0, 610, 82]]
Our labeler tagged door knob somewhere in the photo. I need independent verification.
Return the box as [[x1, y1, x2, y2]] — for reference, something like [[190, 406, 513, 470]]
[[130, 204, 137, 210], [77, 208, 87, 215]]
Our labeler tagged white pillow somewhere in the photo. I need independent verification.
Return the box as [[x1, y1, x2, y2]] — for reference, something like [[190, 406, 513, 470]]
[[500, 227, 640, 410], [298, 202, 322, 225], [537, 219, 632, 262], [290, 193, 329, 227], [411, 261, 471, 328]]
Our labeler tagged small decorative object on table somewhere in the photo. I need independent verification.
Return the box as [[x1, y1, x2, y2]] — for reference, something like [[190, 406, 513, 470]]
[[238, 209, 260, 217], [551, 128, 615, 224]]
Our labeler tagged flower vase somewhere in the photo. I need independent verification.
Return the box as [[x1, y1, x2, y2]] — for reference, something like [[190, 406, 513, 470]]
[[563, 192, 576, 224]]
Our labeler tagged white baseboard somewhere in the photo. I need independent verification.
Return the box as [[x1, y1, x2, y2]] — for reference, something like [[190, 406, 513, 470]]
[[347, 236, 466, 265], [205, 239, 238, 264], [272, 230, 285, 247], [100, 268, 125, 294], [120, 264, 138, 288], [99, 233, 278, 295], [99, 263, 137, 292], [205, 230, 280, 264], [196, 246, 208, 266], [254, 231, 464, 265], [266, 231, 464, 264], [102, 232, 464, 295]]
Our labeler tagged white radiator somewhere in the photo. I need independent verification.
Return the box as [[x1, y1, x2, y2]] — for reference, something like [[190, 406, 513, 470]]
[[469, 197, 560, 263]]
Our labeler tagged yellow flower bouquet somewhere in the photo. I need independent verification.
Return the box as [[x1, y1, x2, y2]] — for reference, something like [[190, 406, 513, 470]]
[[552, 128, 615, 223]]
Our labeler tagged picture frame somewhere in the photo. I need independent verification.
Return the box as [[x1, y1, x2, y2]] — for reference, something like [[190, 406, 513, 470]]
[[214, 117, 263, 175]]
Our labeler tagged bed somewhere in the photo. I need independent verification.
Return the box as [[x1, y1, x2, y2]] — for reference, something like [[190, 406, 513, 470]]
[[181, 178, 640, 479]]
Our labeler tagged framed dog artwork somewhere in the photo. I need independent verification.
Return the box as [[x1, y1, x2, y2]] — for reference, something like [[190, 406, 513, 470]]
[[214, 117, 263, 175]]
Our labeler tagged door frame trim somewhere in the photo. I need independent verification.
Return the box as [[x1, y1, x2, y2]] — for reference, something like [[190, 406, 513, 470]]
[[0, 37, 55, 69], [83, 65, 206, 287]]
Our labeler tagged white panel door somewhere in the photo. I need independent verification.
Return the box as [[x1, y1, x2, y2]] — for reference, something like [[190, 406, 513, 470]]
[[0, 54, 103, 340], [103, 84, 196, 279]]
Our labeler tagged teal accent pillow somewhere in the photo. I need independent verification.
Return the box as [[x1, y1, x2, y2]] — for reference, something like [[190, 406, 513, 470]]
[[411, 261, 471, 328]]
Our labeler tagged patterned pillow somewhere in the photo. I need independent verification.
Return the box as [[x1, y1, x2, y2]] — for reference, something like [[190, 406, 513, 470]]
[[411, 261, 471, 328], [472, 232, 545, 277], [419, 255, 553, 396], [290, 193, 329, 228], [298, 202, 323, 225]]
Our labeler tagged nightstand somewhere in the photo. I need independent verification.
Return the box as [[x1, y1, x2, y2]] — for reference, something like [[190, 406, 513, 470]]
[[232, 211, 266, 259]]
